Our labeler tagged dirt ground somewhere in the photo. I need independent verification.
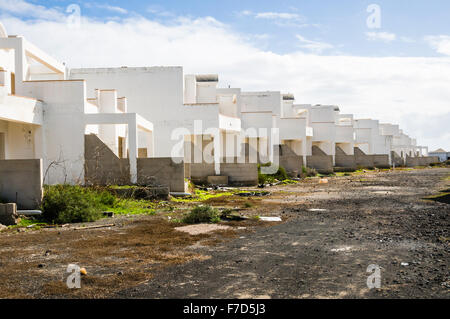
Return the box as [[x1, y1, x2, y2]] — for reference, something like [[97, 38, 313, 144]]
[[0, 167, 449, 298]]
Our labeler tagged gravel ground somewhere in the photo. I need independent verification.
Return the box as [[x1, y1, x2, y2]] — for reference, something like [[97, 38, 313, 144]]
[[117, 168, 450, 299]]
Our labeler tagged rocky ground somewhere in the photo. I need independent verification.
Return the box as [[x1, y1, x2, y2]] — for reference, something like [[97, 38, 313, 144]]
[[118, 167, 450, 298], [0, 167, 448, 298]]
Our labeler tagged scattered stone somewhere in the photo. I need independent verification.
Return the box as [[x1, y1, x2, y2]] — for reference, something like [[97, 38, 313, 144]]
[[0, 224, 7, 231], [401, 262, 409, 267]]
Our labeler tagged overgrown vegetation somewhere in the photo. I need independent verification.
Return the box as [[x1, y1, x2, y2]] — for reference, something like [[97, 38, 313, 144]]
[[41, 185, 163, 224], [258, 163, 288, 184], [300, 166, 318, 178], [41, 185, 116, 224], [182, 205, 221, 224], [171, 189, 237, 203], [107, 198, 157, 215]]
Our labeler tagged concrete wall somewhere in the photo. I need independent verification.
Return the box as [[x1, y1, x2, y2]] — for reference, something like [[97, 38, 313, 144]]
[[372, 154, 390, 168], [334, 145, 356, 170], [190, 163, 216, 184], [306, 146, 333, 174], [406, 156, 440, 167], [84, 134, 130, 185], [0, 159, 43, 209], [354, 147, 375, 168], [189, 161, 258, 186], [278, 144, 303, 177], [220, 162, 258, 186], [137, 157, 186, 192]]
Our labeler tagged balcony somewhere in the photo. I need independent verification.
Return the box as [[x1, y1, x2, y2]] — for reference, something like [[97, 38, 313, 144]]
[[0, 87, 43, 125]]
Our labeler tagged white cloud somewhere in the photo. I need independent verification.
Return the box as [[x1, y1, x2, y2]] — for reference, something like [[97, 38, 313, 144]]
[[238, 10, 310, 28], [425, 35, 450, 56], [0, 0, 64, 21], [366, 31, 397, 42], [89, 4, 128, 15], [0, 2, 449, 151], [255, 12, 301, 20], [296, 35, 334, 53]]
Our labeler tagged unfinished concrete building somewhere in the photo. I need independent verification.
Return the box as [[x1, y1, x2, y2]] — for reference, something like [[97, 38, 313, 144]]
[[0, 23, 191, 210]]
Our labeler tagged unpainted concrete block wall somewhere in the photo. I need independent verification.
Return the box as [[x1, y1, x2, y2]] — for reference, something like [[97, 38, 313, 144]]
[[406, 156, 440, 167], [335, 146, 356, 170], [306, 146, 333, 174], [84, 134, 130, 185], [221, 163, 258, 186], [372, 155, 390, 168], [354, 147, 375, 168], [0, 159, 43, 210], [189, 161, 258, 186], [279, 145, 303, 178], [190, 163, 216, 184], [137, 158, 186, 192]]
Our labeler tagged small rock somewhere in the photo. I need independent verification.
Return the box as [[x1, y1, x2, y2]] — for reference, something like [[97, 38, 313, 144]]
[[80, 268, 87, 276], [38, 263, 45, 268]]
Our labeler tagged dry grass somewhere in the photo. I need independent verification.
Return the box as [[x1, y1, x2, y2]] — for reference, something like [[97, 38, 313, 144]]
[[0, 217, 244, 298]]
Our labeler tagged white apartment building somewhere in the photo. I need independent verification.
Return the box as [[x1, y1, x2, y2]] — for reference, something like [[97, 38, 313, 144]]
[[0, 23, 155, 208]]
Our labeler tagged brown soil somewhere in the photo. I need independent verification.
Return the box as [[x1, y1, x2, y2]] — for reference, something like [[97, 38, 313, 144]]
[[0, 167, 448, 298]]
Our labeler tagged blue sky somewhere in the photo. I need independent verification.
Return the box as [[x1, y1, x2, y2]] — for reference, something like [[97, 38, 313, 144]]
[[22, 0, 450, 57], [1, 0, 449, 150]]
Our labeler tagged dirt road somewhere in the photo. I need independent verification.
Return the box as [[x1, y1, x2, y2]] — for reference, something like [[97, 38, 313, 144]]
[[118, 168, 450, 298]]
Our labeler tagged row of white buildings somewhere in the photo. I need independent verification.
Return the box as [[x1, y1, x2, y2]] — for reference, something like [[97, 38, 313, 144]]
[[0, 24, 437, 208]]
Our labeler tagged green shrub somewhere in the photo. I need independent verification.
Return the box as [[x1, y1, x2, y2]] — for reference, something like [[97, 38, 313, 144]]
[[182, 205, 221, 224], [258, 163, 288, 184], [41, 185, 114, 224], [300, 166, 318, 178]]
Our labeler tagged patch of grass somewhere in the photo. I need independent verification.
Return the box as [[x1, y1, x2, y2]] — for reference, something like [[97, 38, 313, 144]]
[[107, 198, 157, 215], [41, 185, 115, 224], [109, 185, 139, 190], [8, 218, 48, 230], [278, 179, 299, 185], [182, 205, 221, 224], [171, 189, 236, 203]]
